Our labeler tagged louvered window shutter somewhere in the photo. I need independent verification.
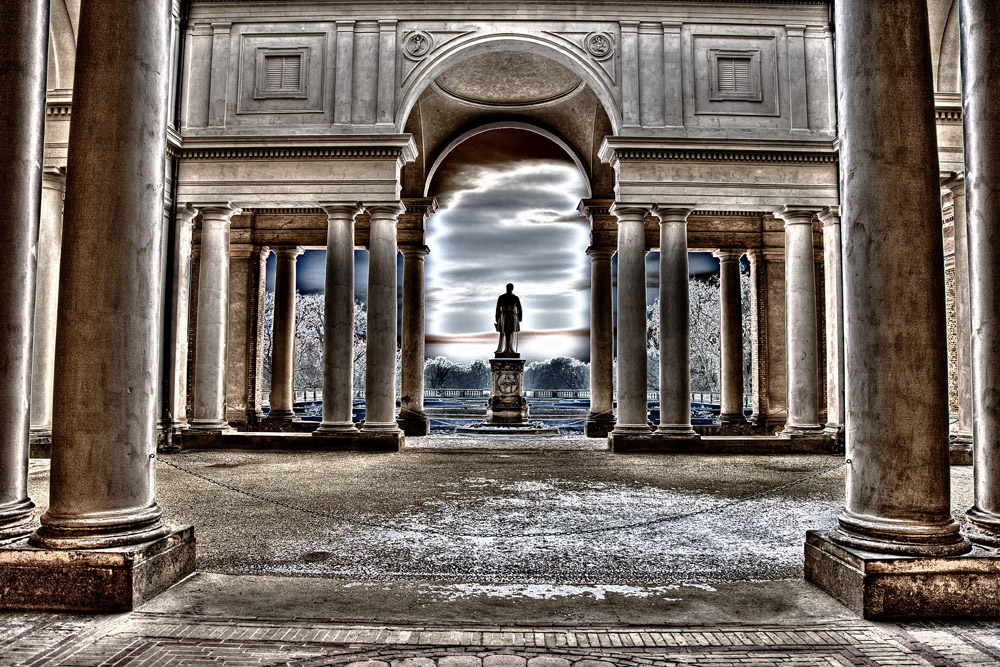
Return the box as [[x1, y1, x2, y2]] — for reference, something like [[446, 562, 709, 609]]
[[717, 58, 751, 94], [264, 56, 301, 92]]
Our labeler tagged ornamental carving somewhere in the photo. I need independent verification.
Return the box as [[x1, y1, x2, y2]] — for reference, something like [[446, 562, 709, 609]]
[[585, 32, 614, 60], [404, 31, 433, 58]]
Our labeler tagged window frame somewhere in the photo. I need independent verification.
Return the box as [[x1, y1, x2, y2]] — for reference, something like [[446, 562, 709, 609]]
[[253, 47, 309, 100], [708, 48, 763, 102]]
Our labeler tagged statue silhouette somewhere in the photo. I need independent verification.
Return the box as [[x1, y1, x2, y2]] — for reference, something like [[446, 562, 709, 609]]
[[494, 283, 523, 358]]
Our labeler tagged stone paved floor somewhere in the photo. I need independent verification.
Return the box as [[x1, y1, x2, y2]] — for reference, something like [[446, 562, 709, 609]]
[[5, 611, 1000, 666]]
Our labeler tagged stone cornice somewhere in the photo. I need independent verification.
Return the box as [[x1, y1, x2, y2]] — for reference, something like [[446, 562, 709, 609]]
[[599, 137, 838, 166], [176, 134, 418, 165]]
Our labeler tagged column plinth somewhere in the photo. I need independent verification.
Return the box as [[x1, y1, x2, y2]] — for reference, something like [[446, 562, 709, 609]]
[[0, 0, 48, 541], [361, 203, 404, 435], [266, 246, 303, 423], [189, 204, 241, 433], [398, 245, 429, 436], [586, 246, 616, 437], [961, 0, 1000, 545], [775, 207, 824, 437], [715, 249, 746, 425], [315, 204, 363, 435], [609, 205, 650, 435], [814, 0, 968, 559], [655, 205, 698, 438]]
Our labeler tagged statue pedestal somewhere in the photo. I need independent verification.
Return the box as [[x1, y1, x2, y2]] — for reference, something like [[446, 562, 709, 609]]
[[487, 357, 527, 424]]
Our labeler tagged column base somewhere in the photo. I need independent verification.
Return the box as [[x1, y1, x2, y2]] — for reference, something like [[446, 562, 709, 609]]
[[655, 424, 699, 437], [265, 409, 299, 422], [0, 525, 194, 612], [584, 413, 616, 438], [397, 413, 430, 436], [780, 424, 826, 438], [950, 442, 974, 466], [0, 499, 37, 544], [610, 429, 701, 452], [29, 425, 52, 444], [829, 511, 971, 557], [965, 507, 1000, 547], [313, 421, 359, 435], [805, 529, 1000, 619], [716, 413, 747, 425], [187, 419, 235, 434]]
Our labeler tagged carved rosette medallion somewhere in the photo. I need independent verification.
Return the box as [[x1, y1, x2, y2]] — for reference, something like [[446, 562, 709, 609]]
[[404, 30, 433, 59], [585, 32, 614, 60]]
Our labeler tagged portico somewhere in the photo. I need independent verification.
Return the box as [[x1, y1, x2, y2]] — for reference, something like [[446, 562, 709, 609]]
[[0, 0, 997, 620]]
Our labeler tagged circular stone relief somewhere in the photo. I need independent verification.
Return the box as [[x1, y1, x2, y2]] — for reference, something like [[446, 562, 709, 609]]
[[586, 32, 614, 60], [404, 30, 433, 58]]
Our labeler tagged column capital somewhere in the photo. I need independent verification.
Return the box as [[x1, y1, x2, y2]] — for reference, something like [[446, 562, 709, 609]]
[[400, 244, 429, 258], [652, 204, 697, 223], [940, 171, 965, 196], [273, 245, 304, 259], [176, 203, 198, 228], [364, 201, 406, 220], [400, 197, 438, 219], [817, 206, 841, 228], [773, 205, 823, 226], [320, 202, 364, 219], [713, 249, 744, 262], [609, 202, 652, 222], [587, 246, 615, 260], [578, 198, 615, 220], [42, 166, 66, 190], [197, 203, 242, 222]]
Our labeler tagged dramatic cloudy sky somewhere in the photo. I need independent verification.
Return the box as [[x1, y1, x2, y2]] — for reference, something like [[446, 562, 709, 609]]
[[266, 128, 721, 364]]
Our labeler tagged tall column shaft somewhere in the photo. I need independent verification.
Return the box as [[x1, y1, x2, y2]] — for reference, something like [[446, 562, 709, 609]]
[[656, 206, 697, 436], [362, 203, 403, 432], [610, 205, 649, 433], [830, 0, 967, 556], [267, 246, 303, 421], [399, 246, 429, 435], [776, 207, 823, 435], [943, 176, 973, 446], [29, 167, 66, 439], [818, 207, 845, 434], [316, 205, 361, 433], [0, 0, 48, 541], [587, 247, 615, 435], [961, 0, 1000, 543], [190, 204, 241, 432], [715, 250, 746, 424], [166, 205, 197, 430], [32, 0, 175, 549]]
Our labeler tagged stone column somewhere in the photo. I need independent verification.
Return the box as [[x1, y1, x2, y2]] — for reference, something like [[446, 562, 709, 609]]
[[942, 174, 973, 448], [586, 247, 616, 436], [31, 0, 178, 549], [189, 204, 241, 432], [0, 0, 47, 542], [818, 207, 845, 436], [774, 206, 824, 436], [655, 206, 698, 437], [361, 203, 404, 433], [827, 0, 967, 556], [315, 204, 362, 434], [398, 245, 429, 436], [961, 0, 1000, 545], [715, 249, 746, 424], [165, 205, 197, 431], [266, 246, 303, 422], [609, 204, 649, 433], [28, 167, 66, 442]]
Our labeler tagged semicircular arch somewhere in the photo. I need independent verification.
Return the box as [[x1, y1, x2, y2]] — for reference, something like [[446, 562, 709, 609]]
[[423, 121, 594, 198], [396, 33, 622, 135]]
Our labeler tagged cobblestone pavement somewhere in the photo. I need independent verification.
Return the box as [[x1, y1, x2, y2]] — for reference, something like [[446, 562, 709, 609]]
[[4, 611, 1000, 666]]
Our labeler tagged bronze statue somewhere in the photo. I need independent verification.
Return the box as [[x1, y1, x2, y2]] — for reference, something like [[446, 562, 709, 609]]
[[494, 283, 523, 358]]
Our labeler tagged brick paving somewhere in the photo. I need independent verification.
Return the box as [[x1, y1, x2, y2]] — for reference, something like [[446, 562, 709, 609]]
[[4, 612, 1000, 666]]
